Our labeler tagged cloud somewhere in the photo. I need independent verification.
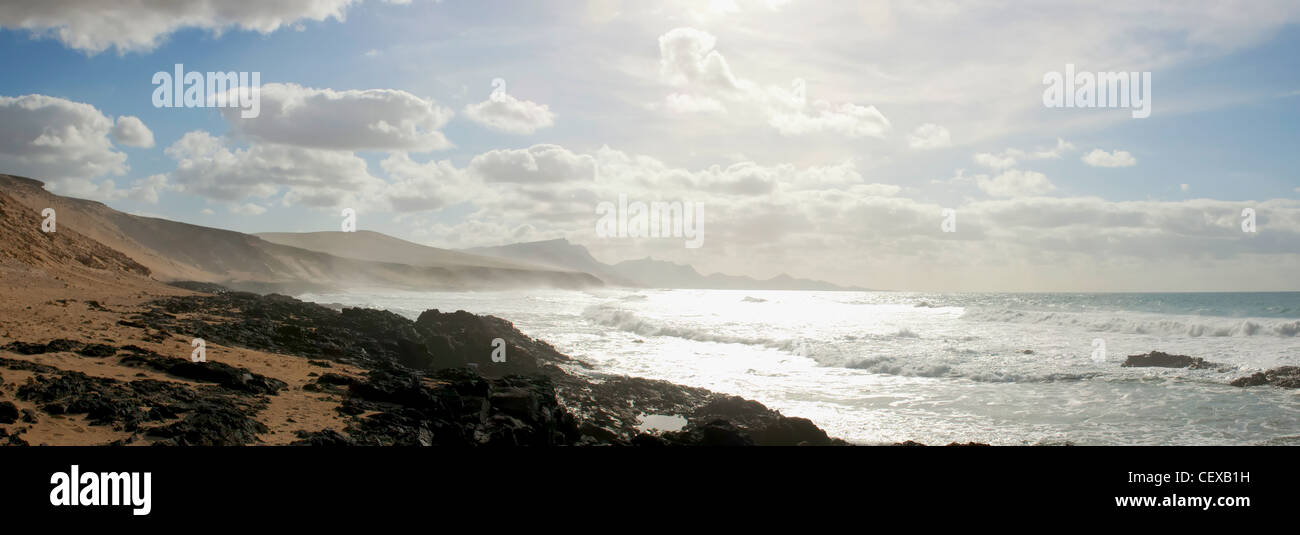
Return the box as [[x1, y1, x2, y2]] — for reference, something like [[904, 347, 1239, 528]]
[[908, 123, 952, 149], [463, 81, 556, 134], [766, 100, 891, 138], [230, 203, 267, 215], [0, 94, 126, 182], [164, 130, 386, 208], [1082, 148, 1138, 167], [469, 145, 596, 184], [0, 0, 373, 54], [664, 93, 726, 113], [658, 27, 742, 91], [974, 138, 1075, 169], [50, 173, 174, 205], [973, 152, 1017, 170], [223, 83, 454, 152], [380, 152, 466, 212], [110, 115, 154, 148], [976, 169, 1056, 197], [655, 27, 890, 138]]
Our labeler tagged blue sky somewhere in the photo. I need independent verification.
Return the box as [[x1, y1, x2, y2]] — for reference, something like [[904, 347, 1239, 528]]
[[1, 0, 1298, 291]]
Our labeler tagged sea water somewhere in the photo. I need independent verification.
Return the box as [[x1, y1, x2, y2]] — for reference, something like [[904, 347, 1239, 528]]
[[295, 289, 1300, 445]]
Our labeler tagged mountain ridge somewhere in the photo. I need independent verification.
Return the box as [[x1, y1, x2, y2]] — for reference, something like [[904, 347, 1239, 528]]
[[0, 174, 602, 292], [463, 238, 865, 291]]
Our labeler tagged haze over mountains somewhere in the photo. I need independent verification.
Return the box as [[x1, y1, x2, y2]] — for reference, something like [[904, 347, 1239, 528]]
[[0, 175, 600, 292], [2, 174, 857, 293], [465, 239, 863, 291]]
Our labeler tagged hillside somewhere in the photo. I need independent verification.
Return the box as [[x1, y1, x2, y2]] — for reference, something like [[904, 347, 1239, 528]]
[[0, 175, 602, 292], [257, 231, 548, 271], [0, 189, 149, 277], [465, 238, 863, 291], [463, 238, 639, 286]]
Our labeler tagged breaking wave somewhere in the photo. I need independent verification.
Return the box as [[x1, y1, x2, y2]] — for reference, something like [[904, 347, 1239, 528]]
[[961, 308, 1300, 337]]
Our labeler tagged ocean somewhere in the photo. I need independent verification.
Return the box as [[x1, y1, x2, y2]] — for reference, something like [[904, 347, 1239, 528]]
[[295, 289, 1300, 445]]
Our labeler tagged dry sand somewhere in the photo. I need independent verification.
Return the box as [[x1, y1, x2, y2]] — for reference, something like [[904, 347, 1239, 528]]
[[0, 260, 364, 445]]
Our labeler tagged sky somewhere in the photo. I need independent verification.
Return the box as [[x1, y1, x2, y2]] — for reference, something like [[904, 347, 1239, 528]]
[[0, 0, 1298, 292]]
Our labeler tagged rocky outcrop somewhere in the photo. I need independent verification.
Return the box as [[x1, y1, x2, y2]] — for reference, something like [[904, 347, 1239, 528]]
[[2, 283, 845, 446], [1121, 351, 1223, 370], [300, 367, 581, 446], [1230, 366, 1300, 389], [0, 401, 19, 424], [1, 348, 277, 445], [127, 285, 845, 446]]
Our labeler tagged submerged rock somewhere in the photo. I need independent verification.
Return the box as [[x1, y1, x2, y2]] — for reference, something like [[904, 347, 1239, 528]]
[[1121, 351, 1221, 370], [1230, 366, 1300, 389]]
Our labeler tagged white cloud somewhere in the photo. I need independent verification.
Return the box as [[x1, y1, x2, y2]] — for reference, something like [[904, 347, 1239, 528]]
[[463, 82, 556, 134], [110, 115, 154, 148], [767, 100, 891, 138], [0, 94, 126, 182], [380, 152, 466, 212], [655, 27, 890, 139], [1082, 148, 1138, 167], [976, 169, 1056, 197], [664, 93, 726, 113], [974, 138, 1075, 169], [223, 83, 454, 152], [0, 0, 372, 54], [50, 173, 173, 205], [658, 27, 742, 91], [469, 144, 597, 184], [165, 130, 386, 208], [230, 203, 267, 216], [908, 123, 952, 149], [973, 152, 1017, 170]]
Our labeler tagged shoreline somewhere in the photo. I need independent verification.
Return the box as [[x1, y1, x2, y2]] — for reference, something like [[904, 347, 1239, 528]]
[[0, 277, 848, 446]]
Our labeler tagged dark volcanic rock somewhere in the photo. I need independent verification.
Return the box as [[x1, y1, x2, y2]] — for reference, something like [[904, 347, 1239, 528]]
[[118, 348, 286, 395], [77, 343, 117, 357], [3, 339, 116, 357], [126, 285, 845, 446], [660, 420, 755, 446], [3, 341, 54, 355], [0, 401, 18, 424], [291, 429, 355, 446], [333, 367, 580, 446], [1230, 366, 1300, 388], [1121, 351, 1221, 370], [691, 396, 840, 446], [146, 404, 269, 446], [4, 351, 271, 444]]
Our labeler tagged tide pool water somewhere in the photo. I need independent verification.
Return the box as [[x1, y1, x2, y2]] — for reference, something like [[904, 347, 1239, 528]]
[[296, 289, 1300, 445]]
